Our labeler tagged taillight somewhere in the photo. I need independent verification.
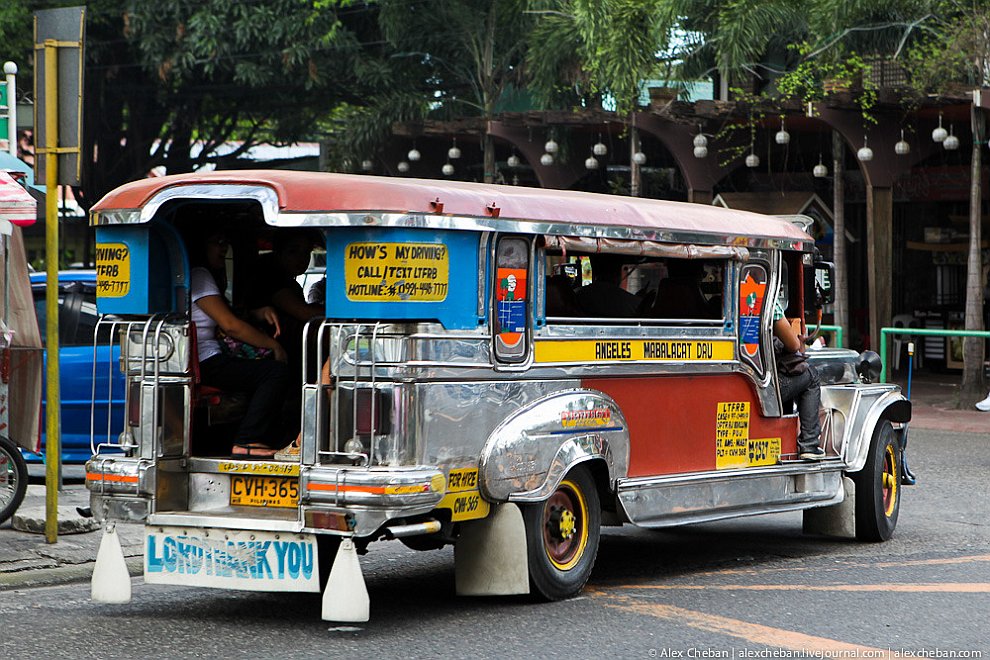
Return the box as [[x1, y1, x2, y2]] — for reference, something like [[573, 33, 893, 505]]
[[355, 389, 390, 436], [128, 381, 141, 427]]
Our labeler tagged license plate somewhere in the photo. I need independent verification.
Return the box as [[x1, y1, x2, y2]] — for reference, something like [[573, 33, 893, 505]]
[[145, 527, 319, 592], [230, 475, 299, 508]]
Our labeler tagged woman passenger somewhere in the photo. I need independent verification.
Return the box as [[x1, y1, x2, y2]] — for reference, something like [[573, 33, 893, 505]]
[[188, 228, 292, 459]]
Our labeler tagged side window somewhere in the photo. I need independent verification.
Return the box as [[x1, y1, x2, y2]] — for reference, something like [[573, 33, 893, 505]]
[[493, 237, 529, 363], [544, 252, 725, 323]]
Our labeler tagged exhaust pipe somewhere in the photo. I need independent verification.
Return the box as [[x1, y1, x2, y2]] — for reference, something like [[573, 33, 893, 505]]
[[383, 520, 442, 539]]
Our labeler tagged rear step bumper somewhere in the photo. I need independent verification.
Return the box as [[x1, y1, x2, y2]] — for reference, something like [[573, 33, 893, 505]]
[[87, 455, 446, 537]]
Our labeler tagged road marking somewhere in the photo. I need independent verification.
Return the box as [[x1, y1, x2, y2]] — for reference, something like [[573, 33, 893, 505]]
[[613, 582, 990, 593], [690, 553, 990, 577], [601, 596, 893, 656]]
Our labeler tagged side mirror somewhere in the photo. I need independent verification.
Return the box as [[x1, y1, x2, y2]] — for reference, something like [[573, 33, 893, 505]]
[[806, 259, 835, 308]]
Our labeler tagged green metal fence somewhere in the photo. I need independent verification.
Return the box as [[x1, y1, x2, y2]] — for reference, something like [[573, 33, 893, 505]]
[[879, 327, 990, 383], [808, 324, 843, 349]]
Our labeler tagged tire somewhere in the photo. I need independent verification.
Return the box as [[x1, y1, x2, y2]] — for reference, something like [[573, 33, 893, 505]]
[[0, 436, 29, 525], [522, 465, 601, 600], [852, 420, 900, 542]]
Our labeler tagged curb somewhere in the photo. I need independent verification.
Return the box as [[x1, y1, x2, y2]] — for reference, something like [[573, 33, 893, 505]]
[[0, 556, 143, 591]]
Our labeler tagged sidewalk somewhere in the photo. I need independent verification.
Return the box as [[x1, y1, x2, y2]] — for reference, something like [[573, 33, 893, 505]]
[[1, 369, 984, 593], [0, 483, 143, 591], [887, 369, 990, 434]]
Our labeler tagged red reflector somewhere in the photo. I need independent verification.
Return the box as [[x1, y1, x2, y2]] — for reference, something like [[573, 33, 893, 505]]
[[306, 510, 356, 531]]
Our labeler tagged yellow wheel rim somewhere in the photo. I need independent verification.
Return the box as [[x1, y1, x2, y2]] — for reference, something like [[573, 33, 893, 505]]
[[543, 479, 590, 571], [882, 443, 898, 517]]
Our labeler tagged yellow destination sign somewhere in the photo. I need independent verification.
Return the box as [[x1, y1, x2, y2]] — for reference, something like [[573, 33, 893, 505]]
[[534, 339, 735, 363], [95, 243, 131, 298], [344, 242, 449, 302]]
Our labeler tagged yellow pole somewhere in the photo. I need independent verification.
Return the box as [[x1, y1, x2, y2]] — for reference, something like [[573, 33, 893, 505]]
[[44, 38, 60, 544]]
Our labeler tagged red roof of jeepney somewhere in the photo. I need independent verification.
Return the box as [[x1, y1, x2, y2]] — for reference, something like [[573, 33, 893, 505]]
[[91, 170, 811, 243]]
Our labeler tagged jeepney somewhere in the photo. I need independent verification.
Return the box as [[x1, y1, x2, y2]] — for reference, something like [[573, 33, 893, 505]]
[[85, 171, 911, 620]]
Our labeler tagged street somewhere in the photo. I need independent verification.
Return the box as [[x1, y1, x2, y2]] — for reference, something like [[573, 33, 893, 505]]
[[1, 425, 987, 658]]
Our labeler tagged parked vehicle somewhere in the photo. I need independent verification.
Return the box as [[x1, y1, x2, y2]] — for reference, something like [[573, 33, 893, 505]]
[[26, 271, 125, 464], [85, 172, 912, 621]]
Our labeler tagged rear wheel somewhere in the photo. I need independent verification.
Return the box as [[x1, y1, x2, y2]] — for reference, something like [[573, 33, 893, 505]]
[[852, 420, 900, 542], [522, 465, 601, 600], [0, 436, 29, 525]]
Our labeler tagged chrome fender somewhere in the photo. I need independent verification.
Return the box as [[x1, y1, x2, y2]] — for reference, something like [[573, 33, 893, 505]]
[[844, 390, 911, 474], [478, 389, 629, 503]]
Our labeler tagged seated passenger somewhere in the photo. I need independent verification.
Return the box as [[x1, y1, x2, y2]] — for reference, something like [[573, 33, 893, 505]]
[[650, 259, 719, 319], [186, 227, 291, 459], [546, 274, 582, 317], [246, 230, 324, 374], [574, 255, 640, 318], [772, 303, 824, 461]]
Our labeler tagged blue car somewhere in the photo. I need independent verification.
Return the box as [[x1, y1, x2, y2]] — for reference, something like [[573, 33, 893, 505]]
[[25, 271, 125, 464]]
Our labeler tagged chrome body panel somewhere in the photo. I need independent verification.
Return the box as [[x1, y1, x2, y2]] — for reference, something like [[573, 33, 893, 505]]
[[90, 495, 151, 523], [617, 463, 845, 528], [479, 389, 627, 502]]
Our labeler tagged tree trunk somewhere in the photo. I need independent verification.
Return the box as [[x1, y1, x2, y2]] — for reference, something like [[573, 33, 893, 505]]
[[483, 126, 495, 184], [831, 131, 848, 345], [962, 102, 986, 401]]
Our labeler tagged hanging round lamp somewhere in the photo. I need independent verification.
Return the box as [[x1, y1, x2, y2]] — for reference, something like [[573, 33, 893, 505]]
[[360, 159, 374, 171], [632, 151, 647, 165], [442, 162, 455, 176], [407, 148, 421, 162], [544, 139, 558, 154], [693, 146, 708, 159], [397, 161, 410, 173], [813, 155, 827, 178], [447, 138, 461, 160], [943, 126, 960, 150], [775, 118, 790, 145], [745, 152, 760, 168], [540, 153, 554, 166], [857, 136, 873, 162], [585, 155, 599, 170], [932, 114, 948, 143], [507, 153, 521, 168], [894, 129, 910, 155]]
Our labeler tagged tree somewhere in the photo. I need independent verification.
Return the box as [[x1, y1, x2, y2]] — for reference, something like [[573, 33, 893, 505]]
[[1, 1, 374, 208], [331, 0, 537, 183]]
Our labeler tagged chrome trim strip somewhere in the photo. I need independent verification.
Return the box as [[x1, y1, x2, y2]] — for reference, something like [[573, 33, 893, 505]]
[[91, 184, 281, 226]]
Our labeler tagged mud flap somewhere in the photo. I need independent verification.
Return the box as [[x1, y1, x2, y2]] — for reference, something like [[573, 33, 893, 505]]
[[802, 476, 856, 539], [454, 503, 529, 596], [322, 538, 370, 622], [91, 523, 132, 604]]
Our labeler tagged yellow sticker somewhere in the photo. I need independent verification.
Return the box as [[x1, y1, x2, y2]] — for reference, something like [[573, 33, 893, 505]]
[[344, 242, 449, 302], [534, 339, 735, 364], [748, 437, 781, 467], [95, 243, 131, 298], [438, 468, 489, 521], [216, 461, 300, 477], [716, 401, 750, 469], [439, 492, 490, 521], [446, 468, 479, 493]]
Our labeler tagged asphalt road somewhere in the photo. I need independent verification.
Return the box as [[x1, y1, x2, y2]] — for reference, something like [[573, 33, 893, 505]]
[[1, 427, 987, 659]]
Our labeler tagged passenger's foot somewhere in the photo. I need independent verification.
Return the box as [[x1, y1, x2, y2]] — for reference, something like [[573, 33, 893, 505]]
[[975, 393, 990, 411], [799, 447, 826, 461], [273, 441, 300, 462], [232, 443, 278, 459]]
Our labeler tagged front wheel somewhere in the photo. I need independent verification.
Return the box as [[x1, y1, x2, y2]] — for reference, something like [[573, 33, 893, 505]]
[[0, 436, 29, 525], [522, 465, 601, 600], [852, 420, 900, 542]]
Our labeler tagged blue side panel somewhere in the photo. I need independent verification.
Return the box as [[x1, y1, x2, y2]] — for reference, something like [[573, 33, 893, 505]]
[[95, 226, 176, 314], [325, 228, 481, 329]]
